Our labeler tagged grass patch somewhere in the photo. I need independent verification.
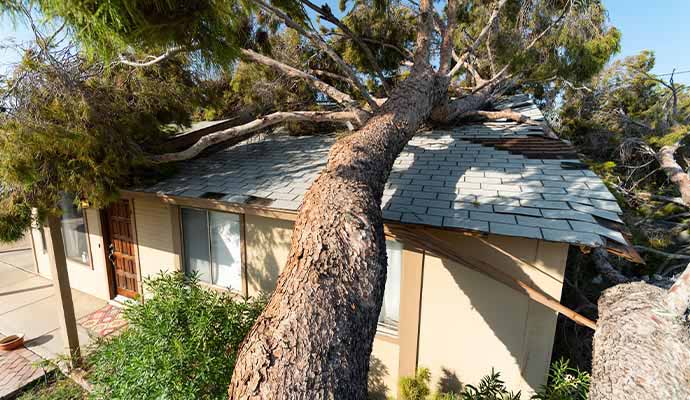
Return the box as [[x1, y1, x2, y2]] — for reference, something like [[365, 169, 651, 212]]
[[16, 373, 84, 400]]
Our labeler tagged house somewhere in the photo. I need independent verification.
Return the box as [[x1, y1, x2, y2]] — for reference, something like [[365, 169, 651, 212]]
[[26, 95, 638, 397]]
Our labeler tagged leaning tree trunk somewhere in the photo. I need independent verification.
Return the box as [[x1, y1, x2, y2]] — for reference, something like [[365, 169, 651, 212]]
[[589, 264, 690, 399], [227, 50, 497, 400], [227, 65, 441, 399]]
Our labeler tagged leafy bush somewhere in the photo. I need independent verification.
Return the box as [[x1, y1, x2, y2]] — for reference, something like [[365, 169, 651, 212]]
[[399, 367, 432, 400], [458, 370, 521, 400], [87, 272, 264, 400], [532, 359, 590, 400]]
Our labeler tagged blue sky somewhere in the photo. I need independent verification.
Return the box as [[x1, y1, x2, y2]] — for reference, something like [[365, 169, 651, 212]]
[[605, 0, 690, 83], [1, 0, 689, 83]]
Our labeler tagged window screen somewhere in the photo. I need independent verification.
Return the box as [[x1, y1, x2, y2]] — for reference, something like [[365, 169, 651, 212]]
[[181, 208, 242, 291]]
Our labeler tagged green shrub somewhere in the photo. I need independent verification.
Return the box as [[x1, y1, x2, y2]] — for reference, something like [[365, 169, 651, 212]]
[[532, 359, 590, 400], [86, 272, 264, 400], [399, 367, 432, 400], [459, 370, 521, 400]]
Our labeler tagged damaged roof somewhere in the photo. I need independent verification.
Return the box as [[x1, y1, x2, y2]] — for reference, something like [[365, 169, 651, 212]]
[[138, 95, 639, 260]]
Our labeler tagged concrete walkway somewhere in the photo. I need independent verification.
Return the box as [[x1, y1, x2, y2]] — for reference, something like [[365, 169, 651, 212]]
[[0, 249, 108, 398], [0, 249, 107, 360]]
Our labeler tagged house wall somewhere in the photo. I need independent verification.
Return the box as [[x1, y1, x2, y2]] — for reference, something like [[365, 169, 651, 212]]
[[130, 195, 179, 297], [29, 193, 569, 398], [415, 234, 568, 396], [31, 208, 111, 300]]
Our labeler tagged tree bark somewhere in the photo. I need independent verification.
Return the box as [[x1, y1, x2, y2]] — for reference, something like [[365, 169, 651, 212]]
[[226, 62, 454, 400], [656, 143, 690, 207], [225, 0, 494, 396], [589, 265, 690, 400]]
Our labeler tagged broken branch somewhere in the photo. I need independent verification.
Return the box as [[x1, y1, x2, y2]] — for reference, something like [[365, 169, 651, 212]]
[[458, 109, 559, 139], [300, 0, 391, 95], [148, 111, 364, 164], [241, 49, 359, 109], [656, 142, 690, 207], [256, 0, 380, 111]]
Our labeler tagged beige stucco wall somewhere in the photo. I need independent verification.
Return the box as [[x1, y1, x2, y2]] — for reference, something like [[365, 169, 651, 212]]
[[131, 196, 178, 297], [370, 337, 400, 399], [32, 208, 111, 300], [28, 196, 569, 397], [416, 234, 568, 396]]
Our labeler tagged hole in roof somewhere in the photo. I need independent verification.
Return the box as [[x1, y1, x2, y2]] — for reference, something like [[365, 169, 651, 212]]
[[200, 192, 227, 200], [244, 196, 274, 206]]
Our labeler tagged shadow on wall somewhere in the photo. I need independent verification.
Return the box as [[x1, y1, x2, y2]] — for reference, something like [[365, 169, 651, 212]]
[[437, 367, 463, 394], [368, 355, 390, 400], [245, 216, 293, 294]]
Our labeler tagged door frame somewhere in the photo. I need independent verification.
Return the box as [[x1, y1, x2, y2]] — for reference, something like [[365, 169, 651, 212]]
[[101, 197, 142, 300]]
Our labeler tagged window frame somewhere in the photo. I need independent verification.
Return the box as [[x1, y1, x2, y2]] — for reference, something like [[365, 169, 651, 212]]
[[179, 206, 246, 294], [58, 195, 93, 268]]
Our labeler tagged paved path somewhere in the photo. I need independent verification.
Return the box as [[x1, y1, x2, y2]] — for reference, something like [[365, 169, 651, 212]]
[[0, 343, 45, 399], [0, 249, 108, 398]]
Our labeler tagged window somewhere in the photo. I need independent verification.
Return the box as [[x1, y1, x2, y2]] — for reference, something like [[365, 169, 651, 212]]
[[58, 193, 90, 265], [181, 208, 242, 291], [378, 240, 402, 333]]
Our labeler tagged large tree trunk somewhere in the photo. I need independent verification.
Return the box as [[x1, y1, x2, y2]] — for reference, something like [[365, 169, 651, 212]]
[[226, 62, 452, 398], [225, 0, 504, 396], [589, 265, 690, 400]]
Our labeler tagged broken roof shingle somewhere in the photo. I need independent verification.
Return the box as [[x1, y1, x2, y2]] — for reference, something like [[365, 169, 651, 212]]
[[138, 95, 637, 259]]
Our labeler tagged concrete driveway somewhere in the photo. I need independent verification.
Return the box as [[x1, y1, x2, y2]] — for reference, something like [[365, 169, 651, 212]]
[[0, 249, 107, 360]]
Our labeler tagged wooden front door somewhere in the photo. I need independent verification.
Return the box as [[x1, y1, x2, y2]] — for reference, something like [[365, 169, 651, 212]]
[[105, 199, 140, 298]]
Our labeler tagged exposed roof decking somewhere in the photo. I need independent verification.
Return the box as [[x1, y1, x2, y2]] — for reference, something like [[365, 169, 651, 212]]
[[140, 97, 633, 254]]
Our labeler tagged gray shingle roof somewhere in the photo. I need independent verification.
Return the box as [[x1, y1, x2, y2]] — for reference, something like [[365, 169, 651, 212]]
[[138, 95, 635, 255]]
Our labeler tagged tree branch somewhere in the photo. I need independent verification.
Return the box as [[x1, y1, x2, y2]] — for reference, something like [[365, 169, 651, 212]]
[[656, 143, 690, 207], [592, 247, 630, 284], [523, 0, 572, 53], [438, 0, 458, 75], [666, 262, 690, 316], [449, 0, 507, 77], [241, 49, 361, 111], [300, 0, 390, 95], [634, 246, 690, 260], [255, 0, 379, 111], [458, 109, 559, 139], [451, 50, 485, 83], [412, 0, 435, 68], [118, 46, 185, 67], [148, 111, 364, 164]]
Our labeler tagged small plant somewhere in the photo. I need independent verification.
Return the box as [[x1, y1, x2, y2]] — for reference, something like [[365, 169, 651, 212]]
[[460, 370, 521, 400], [399, 367, 432, 400], [400, 361, 588, 400], [86, 272, 265, 400], [532, 359, 590, 400]]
